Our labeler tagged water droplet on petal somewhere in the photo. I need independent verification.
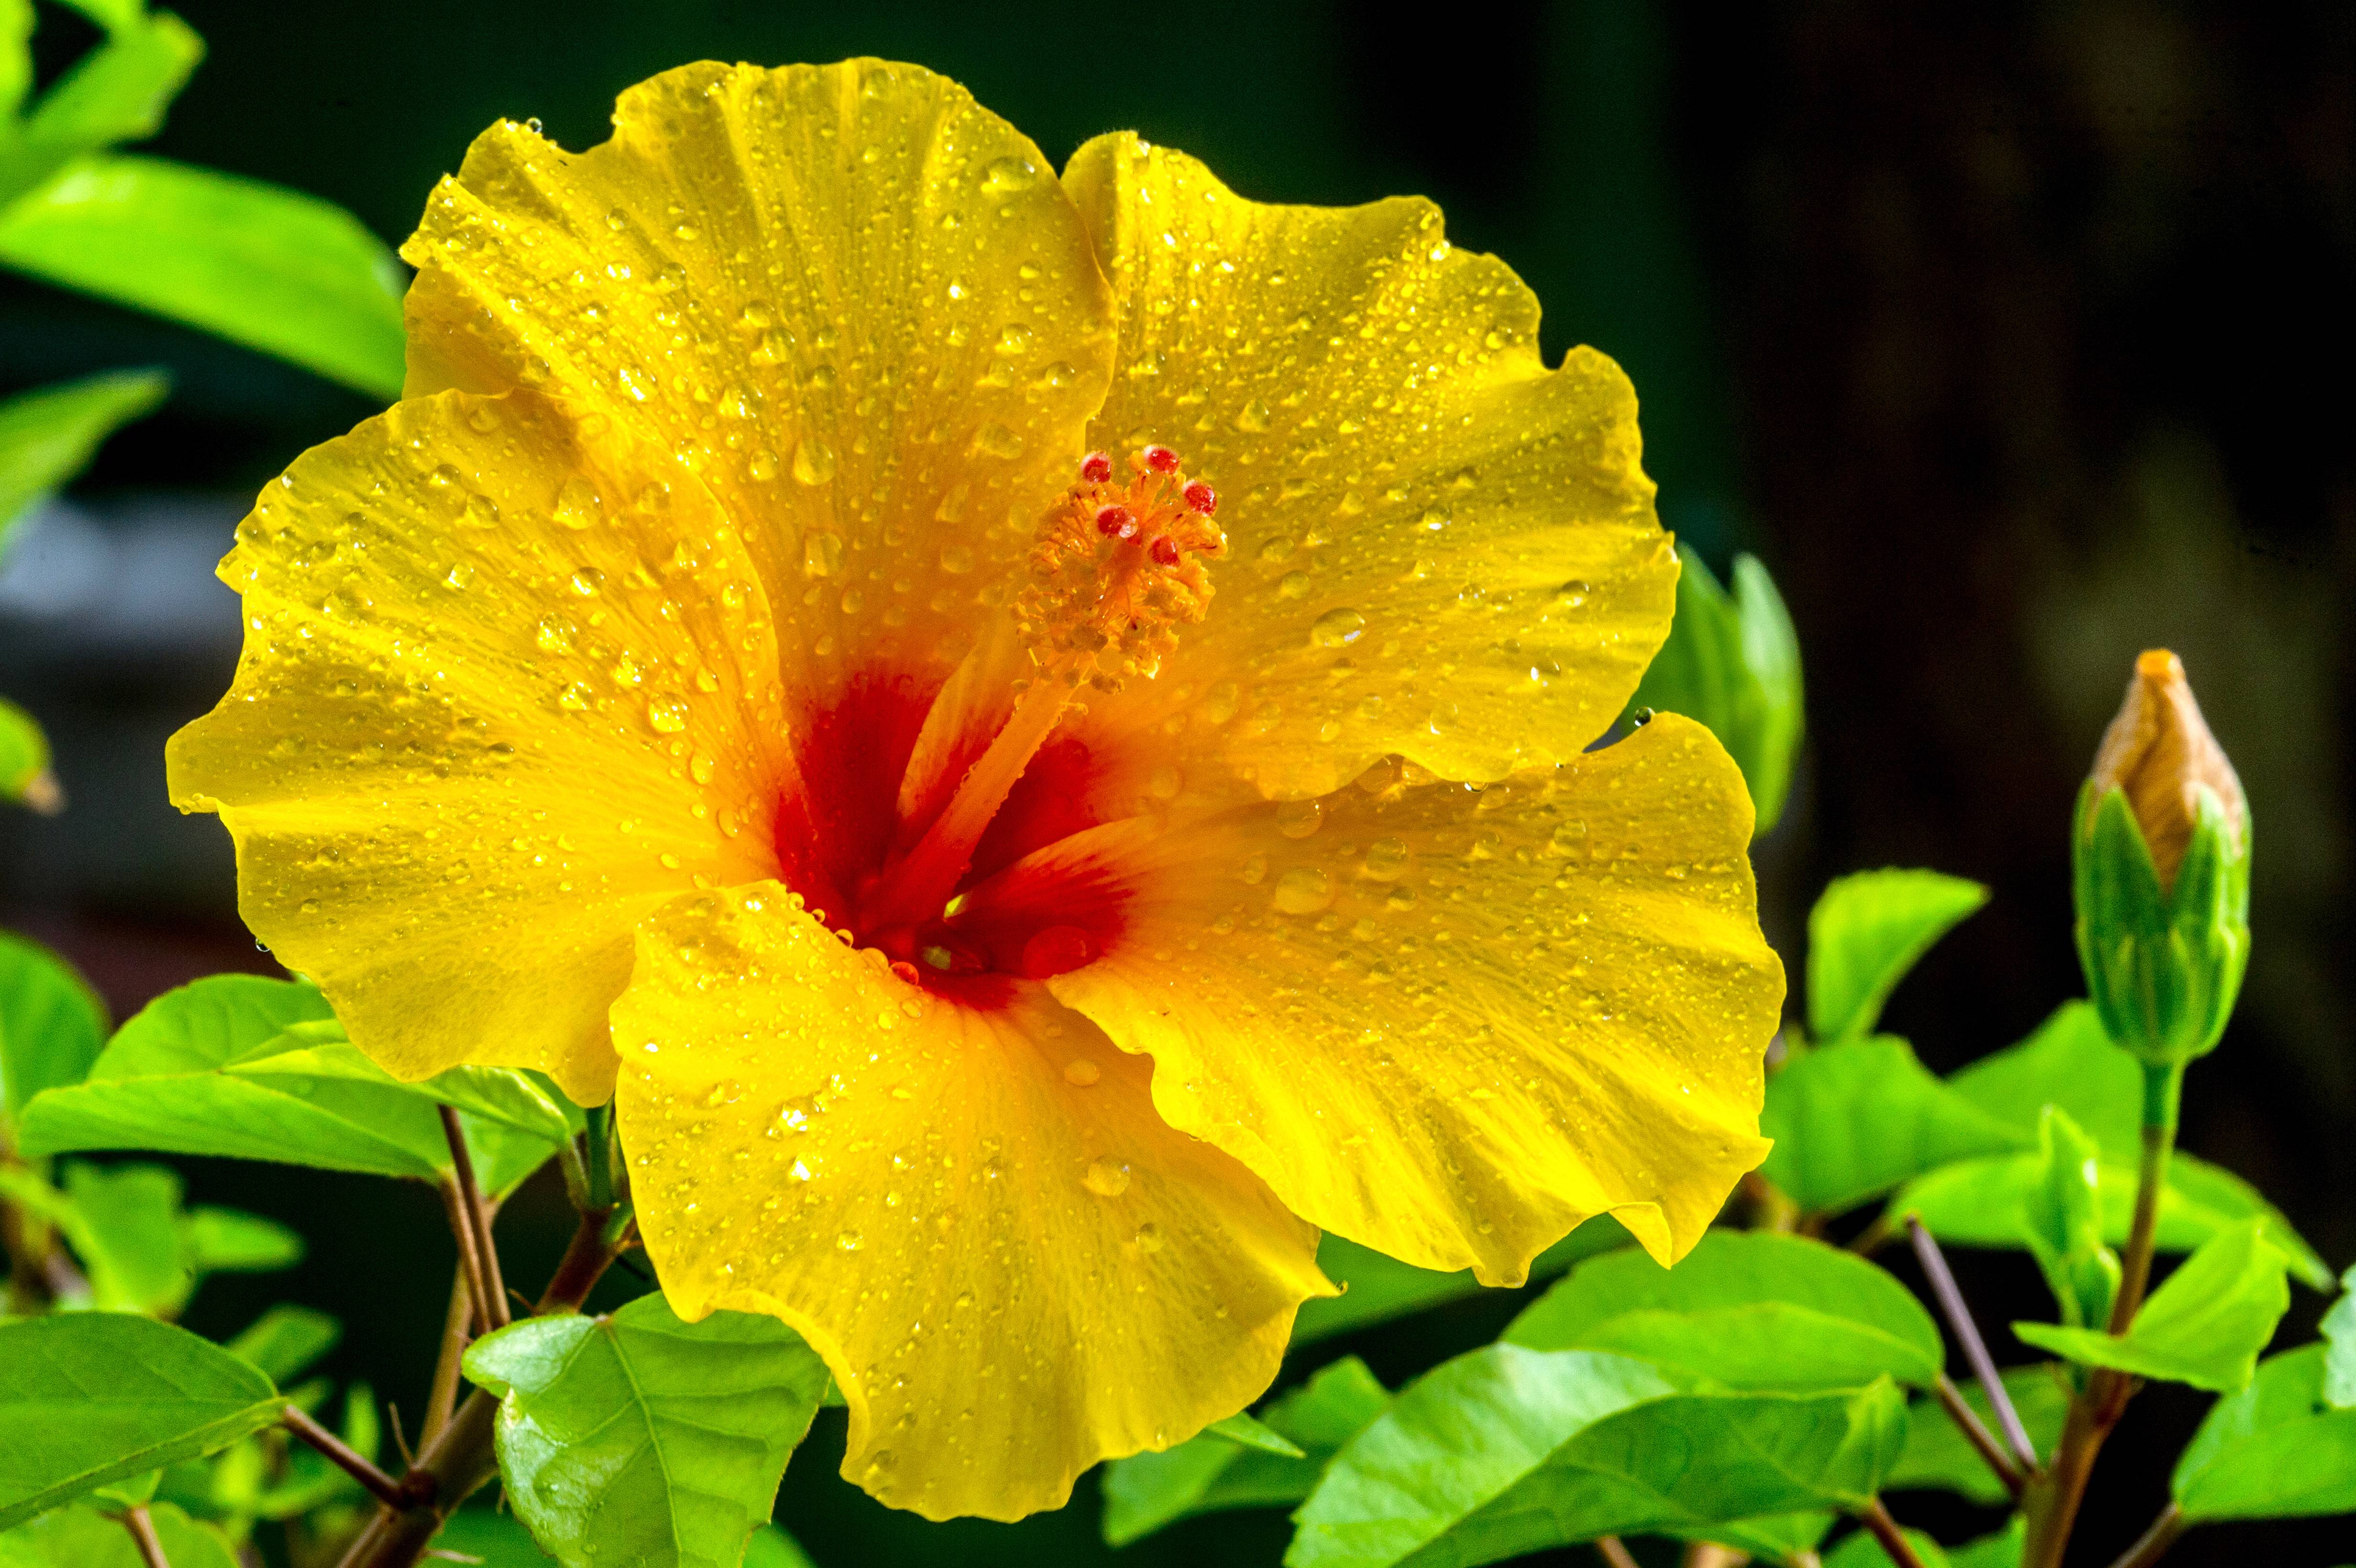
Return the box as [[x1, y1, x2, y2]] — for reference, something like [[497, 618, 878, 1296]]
[[1083, 1158, 1131, 1197], [1310, 607, 1366, 648], [1274, 866, 1335, 915]]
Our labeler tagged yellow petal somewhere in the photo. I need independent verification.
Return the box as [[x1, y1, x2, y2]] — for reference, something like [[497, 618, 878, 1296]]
[[403, 59, 1116, 697], [1048, 715, 1781, 1282], [166, 390, 788, 1102], [1062, 132, 1676, 797], [611, 883, 1331, 1522]]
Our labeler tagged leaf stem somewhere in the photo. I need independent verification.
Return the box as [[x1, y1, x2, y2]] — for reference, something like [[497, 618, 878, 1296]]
[[2020, 1060, 2184, 1568], [420, 1266, 471, 1446], [436, 1107, 509, 1331], [1596, 1539, 1642, 1568], [332, 1207, 626, 1568], [1931, 1372, 2024, 1501], [2105, 1503, 2185, 1568], [120, 1504, 173, 1568], [284, 1403, 430, 1511], [1907, 1215, 2039, 1473], [1854, 1499, 1926, 1568]]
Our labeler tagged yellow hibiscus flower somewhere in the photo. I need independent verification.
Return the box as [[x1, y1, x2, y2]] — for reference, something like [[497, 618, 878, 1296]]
[[168, 60, 1783, 1521]]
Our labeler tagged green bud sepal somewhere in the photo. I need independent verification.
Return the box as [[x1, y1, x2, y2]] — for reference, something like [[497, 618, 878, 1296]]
[[2071, 780, 2250, 1067]]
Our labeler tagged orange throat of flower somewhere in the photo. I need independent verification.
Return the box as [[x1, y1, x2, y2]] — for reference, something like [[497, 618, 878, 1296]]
[[769, 446, 1224, 1007]]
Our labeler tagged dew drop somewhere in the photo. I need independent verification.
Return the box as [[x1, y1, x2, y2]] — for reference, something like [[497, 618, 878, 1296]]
[[1063, 1059, 1102, 1087], [1275, 799, 1324, 838], [1362, 837, 1410, 880], [1310, 607, 1366, 648], [553, 477, 601, 530], [1273, 866, 1335, 915], [802, 531, 844, 577], [1134, 1223, 1165, 1253], [646, 698, 690, 734], [938, 544, 974, 575], [792, 437, 838, 486], [837, 1230, 863, 1252], [557, 681, 595, 712], [981, 154, 1039, 195], [1278, 571, 1311, 600], [1083, 1158, 1132, 1197], [1235, 398, 1272, 433], [748, 448, 779, 482]]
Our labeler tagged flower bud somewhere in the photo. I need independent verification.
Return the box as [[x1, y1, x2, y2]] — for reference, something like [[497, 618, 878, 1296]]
[[2072, 650, 2251, 1066]]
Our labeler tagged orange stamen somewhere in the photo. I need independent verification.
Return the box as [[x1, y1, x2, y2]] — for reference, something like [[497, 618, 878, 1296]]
[[857, 446, 1224, 933]]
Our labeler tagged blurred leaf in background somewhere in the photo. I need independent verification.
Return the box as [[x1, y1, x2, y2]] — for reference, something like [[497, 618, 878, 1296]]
[[0, 0, 405, 400], [0, 365, 163, 545], [1625, 545, 1803, 833]]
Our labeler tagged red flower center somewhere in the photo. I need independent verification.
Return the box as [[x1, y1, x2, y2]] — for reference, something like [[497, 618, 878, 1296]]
[[768, 447, 1223, 1008]]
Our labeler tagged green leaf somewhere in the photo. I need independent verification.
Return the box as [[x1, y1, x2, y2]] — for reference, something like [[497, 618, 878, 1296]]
[[1291, 1217, 1629, 1345], [462, 1295, 829, 1568], [1824, 1524, 1952, 1568], [0, 155, 404, 399], [1102, 1357, 1391, 1546], [1289, 1346, 1907, 1568], [0, 369, 166, 549], [1807, 869, 1989, 1043], [1947, 1003, 2139, 1156], [1894, 1151, 2329, 1291], [2173, 1344, 2356, 1521], [54, 0, 150, 33], [0, 1500, 238, 1568], [1625, 547, 1806, 835], [743, 1525, 817, 1568], [0, 931, 106, 1120], [61, 1161, 186, 1313], [1760, 1036, 2025, 1216], [1890, 1365, 2068, 1503], [225, 1306, 339, 1384], [180, 1207, 301, 1275], [0, 697, 56, 810], [1676, 1511, 1836, 1562], [2018, 1107, 2119, 1330], [1947, 1518, 2024, 1568], [0, 1314, 279, 1529], [2015, 1220, 2289, 1392], [16, 975, 564, 1192], [1505, 1229, 1945, 1392], [427, 1508, 557, 1568], [2322, 1266, 2356, 1408], [1206, 1413, 1306, 1458], [0, 11, 199, 202]]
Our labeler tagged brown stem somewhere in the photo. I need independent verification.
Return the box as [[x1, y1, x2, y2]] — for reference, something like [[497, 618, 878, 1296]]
[[2105, 1503, 2185, 1568], [1596, 1539, 1642, 1568], [1907, 1217, 2040, 1473], [332, 1209, 622, 1568], [1932, 1372, 2024, 1501], [284, 1404, 429, 1510], [434, 1179, 493, 1338], [420, 1265, 471, 1446], [1854, 1500, 1926, 1568], [436, 1108, 509, 1331], [120, 1504, 173, 1568]]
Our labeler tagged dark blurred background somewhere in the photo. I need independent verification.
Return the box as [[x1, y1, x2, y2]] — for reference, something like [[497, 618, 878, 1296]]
[[2, 2, 2350, 1563]]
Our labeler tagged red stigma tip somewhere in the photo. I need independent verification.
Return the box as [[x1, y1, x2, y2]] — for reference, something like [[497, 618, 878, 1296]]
[[1141, 444, 1181, 474], [1094, 504, 1136, 538], [1182, 479, 1217, 515], [1149, 535, 1181, 566], [1079, 450, 1113, 483]]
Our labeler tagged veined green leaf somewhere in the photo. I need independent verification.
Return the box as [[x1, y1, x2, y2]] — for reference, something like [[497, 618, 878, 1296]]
[[1760, 1036, 2025, 1216], [2015, 1220, 2288, 1392], [1293, 1218, 1629, 1345], [1102, 1357, 1391, 1546], [2173, 1344, 2356, 1521], [0, 155, 404, 399], [1890, 1365, 2068, 1503], [0, 930, 106, 1120], [462, 1295, 829, 1568], [1289, 1345, 1907, 1568], [0, 1315, 279, 1529], [1807, 869, 1988, 1043], [225, 1306, 338, 1384], [0, 369, 167, 549], [16, 975, 564, 1191], [0, 1500, 237, 1568], [1505, 1229, 1945, 1392]]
